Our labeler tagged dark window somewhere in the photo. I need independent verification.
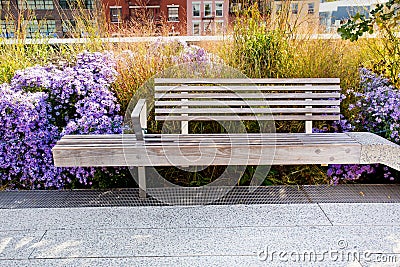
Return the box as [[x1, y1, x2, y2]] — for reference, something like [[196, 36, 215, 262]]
[[59, 0, 92, 9], [204, 3, 211, 17], [193, 23, 200, 35], [292, 3, 298, 14], [62, 20, 76, 37], [168, 7, 179, 21], [19, 0, 54, 10], [192, 3, 200, 17], [0, 0, 11, 10], [216, 3, 223, 17], [26, 20, 56, 38], [0, 20, 15, 38], [308, 3, 314, 14], [110, 7, 122, 23]]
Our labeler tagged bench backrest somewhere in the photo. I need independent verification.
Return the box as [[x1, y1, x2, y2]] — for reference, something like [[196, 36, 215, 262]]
[[154, 78, 341, 134]]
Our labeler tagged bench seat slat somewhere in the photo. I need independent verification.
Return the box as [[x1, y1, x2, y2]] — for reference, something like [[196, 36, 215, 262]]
[[53, 133, 358, 147], [155, 115, 340, 121], [53, 132, 400, 171], [53, 133, 361, 167], [155, 85, 341, 92], [155, 100, 340, 106], [53, 145, 361, 167], [154, 78, 341, 84], [53, 147, 358, 167], [155, 107, 340, 114], [60, 134, 136, 139], [155, 93, 341, 99]]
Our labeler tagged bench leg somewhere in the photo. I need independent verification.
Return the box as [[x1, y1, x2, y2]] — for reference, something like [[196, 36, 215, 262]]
[[138, 166, 146, 198]]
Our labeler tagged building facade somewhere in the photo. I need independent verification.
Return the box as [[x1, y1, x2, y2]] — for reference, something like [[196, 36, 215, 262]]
[[103, 0, 232, 36], [270, 0, 320, 32], [319, 0, 385, 32], [186, 0, 229, 36], [0, 0, 95, 38], [104, 0, 187, 35]]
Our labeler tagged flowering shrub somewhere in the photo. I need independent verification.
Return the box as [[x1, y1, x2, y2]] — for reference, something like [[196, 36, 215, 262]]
[[172, 44, 222, 65], [327, 164, 377, 185], [0, 51, 122, 189], [0, 84, 62, 188], [350, 68, 400, 143], [146, 38, 221, 66], [324, 68, 399, 184]]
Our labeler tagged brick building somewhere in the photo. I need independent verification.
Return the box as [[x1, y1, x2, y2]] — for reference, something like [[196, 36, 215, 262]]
[[103, 0, 233, 36], [104, 0, 187, 35], [0, 0, 95, 38]]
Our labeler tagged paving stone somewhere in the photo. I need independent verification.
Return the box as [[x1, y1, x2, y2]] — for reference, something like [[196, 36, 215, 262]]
[[319, 203, 400, 225], [0, 204, 329, 231], [0, 256, 363, 267], [28, 225, 400, 263], [0, 231, 45, 260]]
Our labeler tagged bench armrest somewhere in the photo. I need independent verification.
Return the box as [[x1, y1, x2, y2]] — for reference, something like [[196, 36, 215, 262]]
[[131, 99, 147, 140]]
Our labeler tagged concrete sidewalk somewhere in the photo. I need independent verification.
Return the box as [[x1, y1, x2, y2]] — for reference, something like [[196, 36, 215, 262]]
[[0, 203, 400, 266]]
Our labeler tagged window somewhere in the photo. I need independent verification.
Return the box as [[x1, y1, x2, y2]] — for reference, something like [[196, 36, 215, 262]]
[[110, 7, 122, 23], [215, 2, 223, 17], [275, 4, 282, 14], [215, 21, 224, 33], [192, 3, 200, 17], [229, 2, 241, 13], [84, 0, 92, 9], [308, 3, 314, 14], [26, 20, 56, 38], [0, 20, 14, 38], [59, 0, 91, 9], [291, 3, 298, 14], [18, 0, 54, 10], [204, 2, 212, 17], [193, 22, 200, 35], [62, 20, 76, 37], [130, 6, 160, 22], [0, 0, 11, 10], [168, 6, 179, 21]]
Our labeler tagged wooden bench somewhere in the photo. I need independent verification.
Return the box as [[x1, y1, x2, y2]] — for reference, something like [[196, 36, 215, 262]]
[[52, 78, 400, 197]]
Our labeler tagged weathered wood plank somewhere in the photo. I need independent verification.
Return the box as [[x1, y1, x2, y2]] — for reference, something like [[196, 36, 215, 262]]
[[155, 93, 341, 99], [52, 142, 361, 167], [155, 85, 341, 92], [155, 115, 340, 121], [155, 100, 340, 106], [52, 132, 361, 167], [155, 107, 340, 114], [60, 134, 135, 139], [154, 78, 341, 84], [56, 133, 358, 144]]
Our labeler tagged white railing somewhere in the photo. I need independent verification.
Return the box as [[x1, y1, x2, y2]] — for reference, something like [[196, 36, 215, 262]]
[[0, 33, 386, 45]]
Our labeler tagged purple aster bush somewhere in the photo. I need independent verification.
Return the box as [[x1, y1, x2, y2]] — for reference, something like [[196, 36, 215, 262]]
[[172, 43, 223, 65], [352, 68, 400, 143], [0, 84, 63, 188], [327, 164, 377, 185], [1, 51, 123, 189], [323, 68, 399, 184]]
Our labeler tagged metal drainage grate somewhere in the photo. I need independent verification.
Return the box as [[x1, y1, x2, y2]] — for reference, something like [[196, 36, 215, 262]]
[[0, 184, 399, 209]]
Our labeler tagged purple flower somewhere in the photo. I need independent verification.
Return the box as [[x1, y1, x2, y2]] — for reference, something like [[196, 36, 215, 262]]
[[325, 68, 399, 184], [1, 51, 122, 189]]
